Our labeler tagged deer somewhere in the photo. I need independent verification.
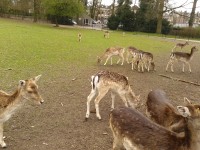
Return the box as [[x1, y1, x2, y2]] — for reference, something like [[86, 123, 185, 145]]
[[137, 51, 155, 72], [85, 70, 140, 121], [0, 75, 44, 148], [175, 41, 189, 50], [109, 102, 200, 150], [97, 47, 125, 65], [146, 89, 191, 133], [125, 46, 139, 64], [166, 46, 198, 73], [104, 30, 109, 38], [78, 33, 82, 42]]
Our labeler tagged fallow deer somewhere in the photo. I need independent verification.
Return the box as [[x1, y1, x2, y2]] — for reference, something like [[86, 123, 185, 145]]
[[78, 33, 82, 42], [85, 70, 140, 121], [137, 51, 155, 72], [97, 47, 125, 65], [104, 30, 109, 38], [166, 46, 198, 73], [0, 75, 44, 148], [110, 102, 200, 150], [176, 41, 189, 50], [125, 46, 139, 64], [146, 89, 190, 133]]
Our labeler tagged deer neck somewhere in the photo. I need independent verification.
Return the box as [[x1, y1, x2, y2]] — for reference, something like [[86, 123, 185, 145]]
[[187, 117, 200, 150], [189, 50, 195, 60], [7, 88, 25, 108]]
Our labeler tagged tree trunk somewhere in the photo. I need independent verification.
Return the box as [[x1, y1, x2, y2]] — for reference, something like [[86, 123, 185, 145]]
[[33, 0, 38, 22], [111, 0, 116, 15], [156, 0, 164, 34], [189, 0, 198, 27]]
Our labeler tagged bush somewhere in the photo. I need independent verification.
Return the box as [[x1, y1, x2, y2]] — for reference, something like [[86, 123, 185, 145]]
[[107, 15, 119, 30], [170, 27, 200, 38]]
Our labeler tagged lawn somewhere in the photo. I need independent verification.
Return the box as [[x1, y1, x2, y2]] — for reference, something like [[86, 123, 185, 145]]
[[0, 18, 199, 150]]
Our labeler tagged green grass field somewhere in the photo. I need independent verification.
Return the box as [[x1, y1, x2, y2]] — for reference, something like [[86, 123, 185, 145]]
[[0, 18, 174, 89]]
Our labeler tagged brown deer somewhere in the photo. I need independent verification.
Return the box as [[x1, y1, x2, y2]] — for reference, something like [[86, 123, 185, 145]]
[[0, 75, 44, 148], [125, 46, 139, 64], [85, 71, 140, 121], [104, 30, 109, 38], [97, 47, 125, 65], [166, 46, 198, 73], [146, 89, 191, 133], [137, 51, 155, 72], [110, 103, 200, 150], [176, 41, 189, 50], [78, 33, 82, 42]]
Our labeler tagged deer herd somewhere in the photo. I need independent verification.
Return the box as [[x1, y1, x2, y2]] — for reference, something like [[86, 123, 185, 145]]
[[85, 40, 200, 150], [0, 38, 199, 149]]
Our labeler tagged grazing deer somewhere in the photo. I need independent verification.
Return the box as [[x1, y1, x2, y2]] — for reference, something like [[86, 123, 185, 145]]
[[137, 51, 155, 72], [104, 30, 109, 38], [0, 75, 44, 148], [97, 47, 125, 65], [110, 103, 200, 150], [166, 46, 198, 73], [78, 33, 82, 42], [176, 41, 189, 50], [85, 71, 140, 121], [146, 89, 191, 133], [125, 46, 139, 64]]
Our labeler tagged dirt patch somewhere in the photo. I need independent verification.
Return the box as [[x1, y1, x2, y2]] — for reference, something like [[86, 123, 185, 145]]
[[3, 48, 200, 150]]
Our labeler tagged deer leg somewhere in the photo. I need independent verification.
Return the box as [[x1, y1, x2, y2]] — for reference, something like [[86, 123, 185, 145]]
[[110, 57, 113, 65], [111, 92, 116, 110], [0, 123, 6, 148], [170, 62, 174, 72], [119, 54, 124, 65], [86, 89, 97, 120], [94, 88, 108, 120], [187, 62, 192, 73], [104, 56, 111, 65], [116, 58, 121, 65], [182, 62, 185, 72], [166, 60, 171, 71], [118, 91, 128, 107]]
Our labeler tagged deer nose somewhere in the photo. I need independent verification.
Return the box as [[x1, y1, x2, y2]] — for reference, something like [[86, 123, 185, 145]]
[[40, 99, 44, 104]]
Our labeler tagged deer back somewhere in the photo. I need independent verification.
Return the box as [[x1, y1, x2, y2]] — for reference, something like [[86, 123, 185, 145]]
[[110, 107, 185, 150]]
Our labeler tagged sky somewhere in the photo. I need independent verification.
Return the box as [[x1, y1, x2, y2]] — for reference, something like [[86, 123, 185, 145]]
[[93, 0, 200, 12]]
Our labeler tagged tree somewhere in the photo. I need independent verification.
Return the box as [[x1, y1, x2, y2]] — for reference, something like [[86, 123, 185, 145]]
[[33, 0, 41, 22], [43, 0, 84, 27], [189, 0, 198, 27], [156, 0, 164, 33]]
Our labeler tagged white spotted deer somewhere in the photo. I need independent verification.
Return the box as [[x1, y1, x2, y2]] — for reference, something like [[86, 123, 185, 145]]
[[110, 101, 200, 150], [125, 46, 139, 64], [166, 46, 198, 73], [85, 71, 140, 121], [97, 47, 125, 65], [104, 30, 109, 38], [0, 75, 44, 148]]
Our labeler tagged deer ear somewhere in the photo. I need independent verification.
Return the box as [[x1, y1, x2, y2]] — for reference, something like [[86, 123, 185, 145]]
[[34, 75, 42, 82], [184, 97, 192, 105], [177, 106, 191, 117], [19, 80, 26, 87]]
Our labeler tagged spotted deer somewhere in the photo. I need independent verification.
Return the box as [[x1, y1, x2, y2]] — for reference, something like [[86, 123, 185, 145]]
[[125, 46, 139, 64], [85, 71, 140, 121], [166, 46, 198, 73], [137, 51, 155, 72], [0, 75, 44, 148], [146, 89, 191, 133], [97, 47, 125, 65], [110, 102, 200, 150]]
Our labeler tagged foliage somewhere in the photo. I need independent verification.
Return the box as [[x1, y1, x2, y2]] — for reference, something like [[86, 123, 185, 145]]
[[170, 27, 200, 38], [107, 15, 120, 30], [42, 0, 84, 26]]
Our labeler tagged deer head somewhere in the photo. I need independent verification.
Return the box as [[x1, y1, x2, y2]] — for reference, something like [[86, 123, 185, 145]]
[[20, 75, 44, 105]]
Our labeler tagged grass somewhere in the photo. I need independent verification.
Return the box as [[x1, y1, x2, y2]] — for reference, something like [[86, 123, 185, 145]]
[[0, 18, 175, 89]]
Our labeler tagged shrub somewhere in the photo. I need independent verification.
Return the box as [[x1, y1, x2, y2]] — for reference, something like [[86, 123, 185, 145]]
[[107, 15, 120, 30]]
